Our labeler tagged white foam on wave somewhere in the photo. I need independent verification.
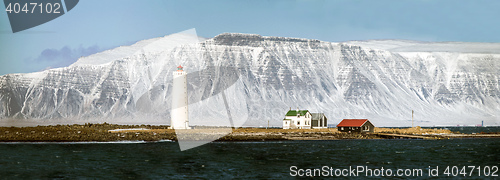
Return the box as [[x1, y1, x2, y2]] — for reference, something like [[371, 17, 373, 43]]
[[108, 128, 150, 132]]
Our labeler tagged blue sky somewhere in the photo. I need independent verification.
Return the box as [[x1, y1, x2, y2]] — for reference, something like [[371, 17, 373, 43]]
[[1, 0, 499, 75]]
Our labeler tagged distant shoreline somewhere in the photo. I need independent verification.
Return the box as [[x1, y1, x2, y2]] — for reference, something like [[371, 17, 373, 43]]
[[0, 123, 498, 142]]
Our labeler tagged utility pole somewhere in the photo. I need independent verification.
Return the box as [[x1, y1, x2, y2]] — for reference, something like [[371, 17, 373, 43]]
[[412, 110, 414, 128]]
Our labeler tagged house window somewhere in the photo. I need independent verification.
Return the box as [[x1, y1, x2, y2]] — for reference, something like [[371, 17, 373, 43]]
[[297, 121, 300, 125]]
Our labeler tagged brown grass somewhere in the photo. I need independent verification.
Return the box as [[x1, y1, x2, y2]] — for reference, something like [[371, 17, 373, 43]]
[[375, 126, 453, 135], [0, 123, 458, 142], [233, 128, 338, 133]]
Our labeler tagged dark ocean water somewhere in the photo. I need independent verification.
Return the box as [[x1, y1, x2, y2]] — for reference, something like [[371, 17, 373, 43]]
[[443, 126, 500, 134], [0, 139, 499, 179]]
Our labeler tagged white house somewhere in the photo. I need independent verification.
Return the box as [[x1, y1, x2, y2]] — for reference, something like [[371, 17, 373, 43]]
[[283, 108, 311, 129], [283, 108, 328, 129]]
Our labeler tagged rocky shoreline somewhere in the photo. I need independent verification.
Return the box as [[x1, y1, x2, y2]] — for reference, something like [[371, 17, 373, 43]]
[[0, 123, 497, 142], [0, 123, 175, 142]]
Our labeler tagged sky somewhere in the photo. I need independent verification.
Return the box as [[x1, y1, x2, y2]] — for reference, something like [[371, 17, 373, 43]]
[[1, 0, 499, 75]]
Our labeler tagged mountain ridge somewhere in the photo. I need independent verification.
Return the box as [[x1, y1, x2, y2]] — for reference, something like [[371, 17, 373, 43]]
[[0, 32, 498, 127]]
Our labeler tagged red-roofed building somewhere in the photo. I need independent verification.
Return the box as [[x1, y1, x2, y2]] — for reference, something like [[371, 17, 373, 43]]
[[337, 119, 374, 133]]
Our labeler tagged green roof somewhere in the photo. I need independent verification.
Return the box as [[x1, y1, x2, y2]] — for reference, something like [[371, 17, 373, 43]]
[[285, 110, 309, 116]]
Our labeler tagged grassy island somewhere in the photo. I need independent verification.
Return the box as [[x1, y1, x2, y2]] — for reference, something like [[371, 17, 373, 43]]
[[0, 123, 498, 142]]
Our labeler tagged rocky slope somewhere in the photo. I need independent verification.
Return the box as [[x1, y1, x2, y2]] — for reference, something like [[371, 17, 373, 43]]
[[0, 33, 498, 126]]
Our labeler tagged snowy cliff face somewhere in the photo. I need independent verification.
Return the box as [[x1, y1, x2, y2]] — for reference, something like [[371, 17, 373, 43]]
[[0, 33, 498, 126]]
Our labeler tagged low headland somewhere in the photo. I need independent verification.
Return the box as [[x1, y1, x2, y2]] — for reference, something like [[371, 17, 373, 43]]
[[0, 123, 498, 142]]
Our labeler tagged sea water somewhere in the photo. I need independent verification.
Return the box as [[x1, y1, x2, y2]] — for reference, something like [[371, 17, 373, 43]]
[[0, 138, 498, 179]]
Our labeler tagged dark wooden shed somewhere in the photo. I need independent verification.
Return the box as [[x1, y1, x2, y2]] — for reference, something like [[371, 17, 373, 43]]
[[311, 113, 327, 129]]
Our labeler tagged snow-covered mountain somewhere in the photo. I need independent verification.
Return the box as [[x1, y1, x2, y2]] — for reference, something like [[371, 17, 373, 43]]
[[0, 32, 498, 127]]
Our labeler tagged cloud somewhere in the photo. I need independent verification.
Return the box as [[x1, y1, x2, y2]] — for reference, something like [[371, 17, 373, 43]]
[[30, 45, 104, 70]]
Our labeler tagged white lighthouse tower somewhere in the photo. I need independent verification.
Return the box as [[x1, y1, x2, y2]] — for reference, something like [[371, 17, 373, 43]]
[[171, 65, 190, 129]]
